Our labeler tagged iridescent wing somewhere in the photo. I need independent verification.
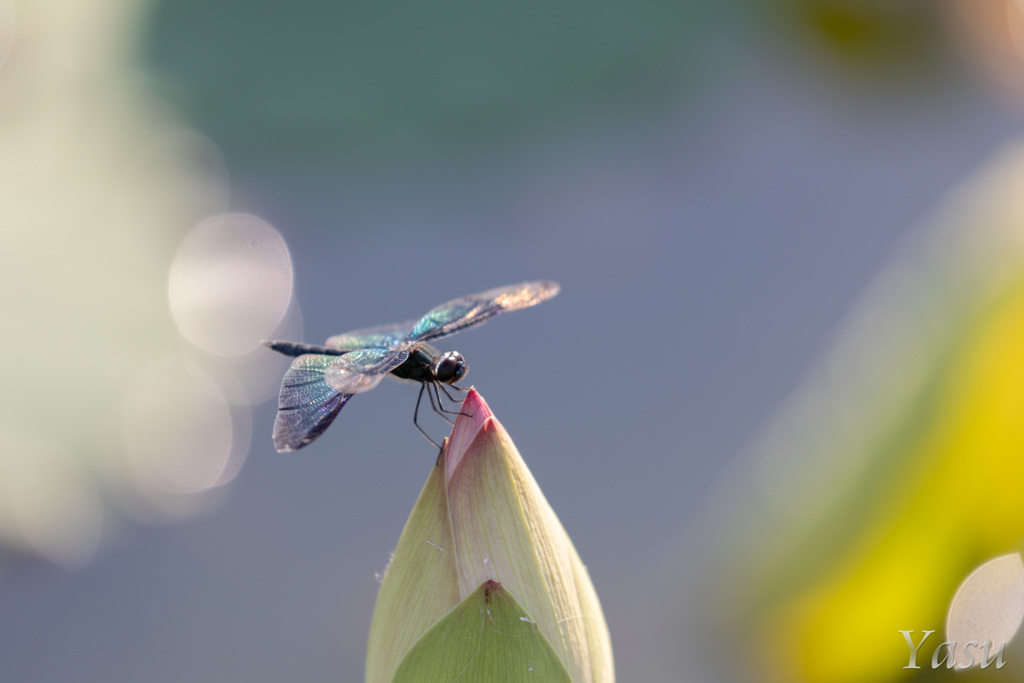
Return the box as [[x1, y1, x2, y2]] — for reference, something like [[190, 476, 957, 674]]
[[406, 281, 560, 343], [325, 321, 415, 352], [272, 348, 409, 452]]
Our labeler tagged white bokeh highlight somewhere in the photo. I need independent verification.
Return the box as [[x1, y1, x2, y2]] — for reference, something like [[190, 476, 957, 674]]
[[122, 356, 248, 499], [947, 553, 1024, 668], [169, 214, 293, 357]]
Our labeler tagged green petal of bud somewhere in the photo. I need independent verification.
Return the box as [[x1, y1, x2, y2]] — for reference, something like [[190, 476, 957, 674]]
[[392, 579, 572, 683], [364, 456, 460, 681], [366, 389, 614, 683]]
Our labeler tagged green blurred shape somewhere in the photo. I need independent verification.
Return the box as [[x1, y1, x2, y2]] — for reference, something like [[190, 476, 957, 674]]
[[140, 0, 707, 159]]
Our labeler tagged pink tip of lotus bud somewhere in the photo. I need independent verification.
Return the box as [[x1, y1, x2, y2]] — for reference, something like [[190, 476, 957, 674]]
[[442, 387, 494, 479]]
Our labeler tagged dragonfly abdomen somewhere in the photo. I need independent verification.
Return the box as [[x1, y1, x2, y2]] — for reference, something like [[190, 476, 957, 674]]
[[263, 340, 346, 357]]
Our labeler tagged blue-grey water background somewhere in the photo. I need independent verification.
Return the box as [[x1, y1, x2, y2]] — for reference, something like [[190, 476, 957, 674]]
[[2, 2, 1023, 681]]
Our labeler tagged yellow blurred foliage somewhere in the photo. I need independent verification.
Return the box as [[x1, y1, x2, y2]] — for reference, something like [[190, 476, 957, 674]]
[[701, 144, 1024, 683]]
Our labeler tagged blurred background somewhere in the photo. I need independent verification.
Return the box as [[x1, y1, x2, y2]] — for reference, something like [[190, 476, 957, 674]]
[[4, 0, 1024, 681]]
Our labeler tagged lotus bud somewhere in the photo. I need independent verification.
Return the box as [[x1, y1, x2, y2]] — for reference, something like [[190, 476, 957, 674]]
[[366, 388, 613, 682]]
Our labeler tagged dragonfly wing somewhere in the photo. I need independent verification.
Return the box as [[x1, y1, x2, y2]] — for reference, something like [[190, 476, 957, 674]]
[[408, 280, 560, 342], [325, 321, 415, 352], [323, 347, 410, 394], [273, 354, 350, 453], [272, 349, 408, 452]]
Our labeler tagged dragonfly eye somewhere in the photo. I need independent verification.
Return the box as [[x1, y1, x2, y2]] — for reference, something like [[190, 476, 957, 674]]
[[435, 351, 467, 384]]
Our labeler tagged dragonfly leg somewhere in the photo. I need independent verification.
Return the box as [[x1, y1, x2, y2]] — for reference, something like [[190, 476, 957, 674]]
[[413, 383, 443, 449], [438, 383, 465, 403], [432, 382, 466, 418], [438, 383, 472, 417], [426, 382, 456, 425]]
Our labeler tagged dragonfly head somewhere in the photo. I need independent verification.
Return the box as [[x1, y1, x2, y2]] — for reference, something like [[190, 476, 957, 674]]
[[435, 351, 467, 385]]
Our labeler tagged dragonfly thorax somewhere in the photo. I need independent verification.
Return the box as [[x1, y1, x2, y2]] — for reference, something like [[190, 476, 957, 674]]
[[389, 344, 467, 386]]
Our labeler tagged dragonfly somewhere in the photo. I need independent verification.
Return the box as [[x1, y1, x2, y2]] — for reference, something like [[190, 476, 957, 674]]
[[263, 281, 560, 452]]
